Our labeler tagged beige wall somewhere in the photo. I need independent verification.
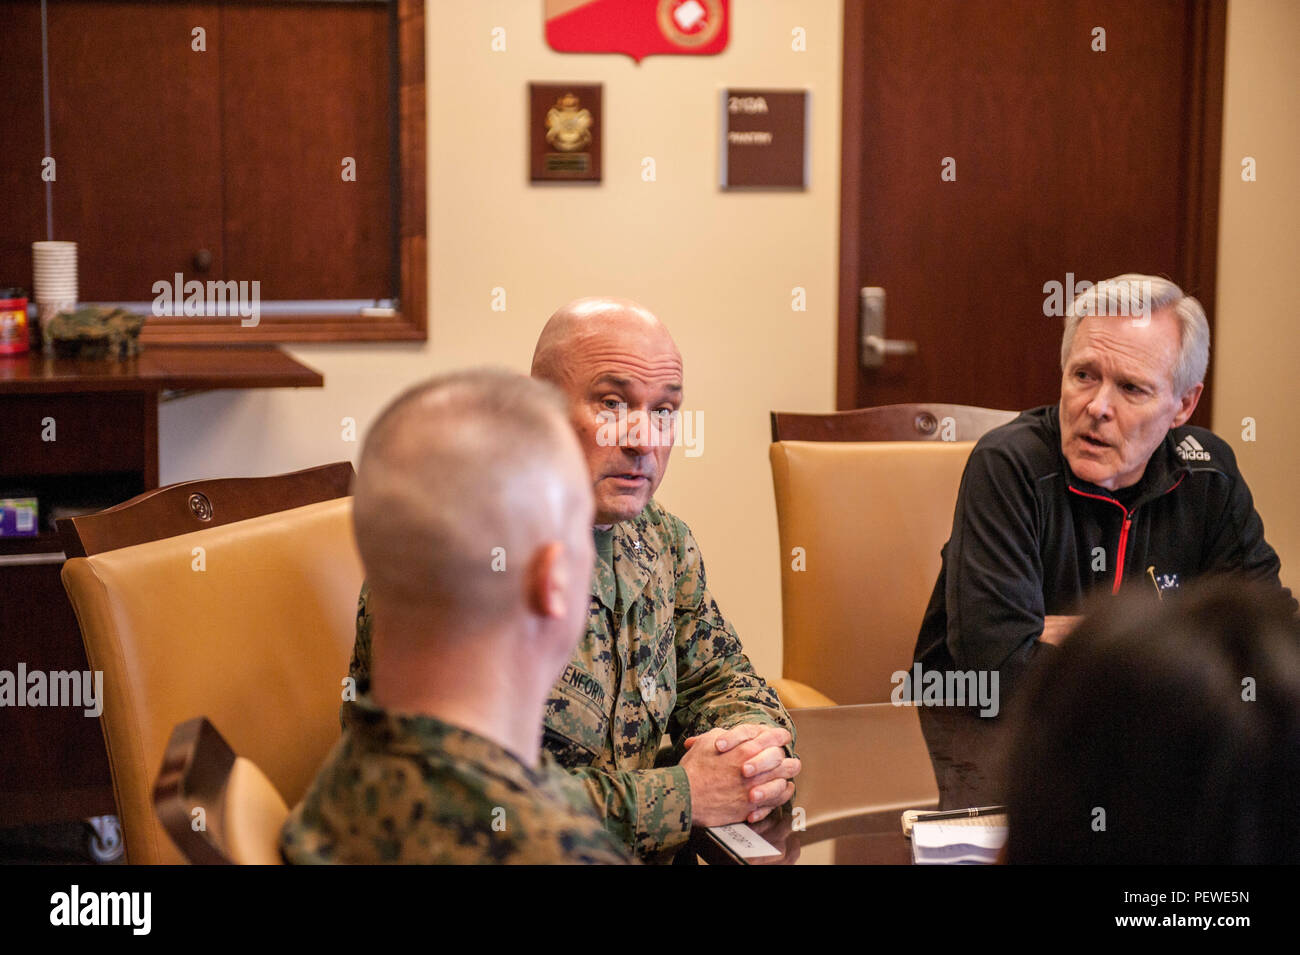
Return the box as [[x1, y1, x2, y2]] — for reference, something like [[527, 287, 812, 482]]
[[1211, 0, 1300, 591], [158, 0, 844, 678], [157, 0, 1299, 684]]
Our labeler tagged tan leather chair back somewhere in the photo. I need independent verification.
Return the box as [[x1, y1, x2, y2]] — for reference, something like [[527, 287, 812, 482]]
[[62, 497, 362, 864], [770, 441, 975, 705]]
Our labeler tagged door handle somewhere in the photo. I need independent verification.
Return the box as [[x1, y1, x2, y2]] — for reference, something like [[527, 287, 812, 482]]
[[859, 287, 918, 368]]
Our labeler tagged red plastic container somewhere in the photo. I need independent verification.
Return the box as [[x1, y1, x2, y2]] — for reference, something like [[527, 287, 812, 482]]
[[0, 292, 30, 355]]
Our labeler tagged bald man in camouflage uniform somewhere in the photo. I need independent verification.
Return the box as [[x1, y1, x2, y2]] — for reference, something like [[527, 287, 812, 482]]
[[348, 300, 800, 862], [285, 370, 630, 864]]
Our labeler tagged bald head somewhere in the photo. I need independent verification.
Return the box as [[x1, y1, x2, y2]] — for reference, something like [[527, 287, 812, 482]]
[[529, 298, 685, 524], [531, 297, 679, 387], [353, 369, 593, 632]]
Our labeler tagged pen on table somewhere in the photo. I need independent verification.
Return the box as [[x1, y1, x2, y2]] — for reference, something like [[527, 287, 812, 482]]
[[909, 805, 1006, 822], [902, 805, 1006, 835]]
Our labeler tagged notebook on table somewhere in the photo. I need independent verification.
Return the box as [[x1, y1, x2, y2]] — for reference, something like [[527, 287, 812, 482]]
[[903, 807, 1008, 865]]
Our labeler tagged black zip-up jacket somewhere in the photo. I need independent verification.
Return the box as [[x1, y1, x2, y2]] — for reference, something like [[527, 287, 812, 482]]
[[914, 405, 1296, 695]]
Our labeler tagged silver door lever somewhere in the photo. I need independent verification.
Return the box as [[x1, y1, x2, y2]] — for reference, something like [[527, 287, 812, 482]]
[[859, 287, 918, 368]]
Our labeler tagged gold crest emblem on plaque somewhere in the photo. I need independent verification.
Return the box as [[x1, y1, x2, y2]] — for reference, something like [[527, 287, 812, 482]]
[[545, 92, 593, 152], [530, 82, 601, 181]]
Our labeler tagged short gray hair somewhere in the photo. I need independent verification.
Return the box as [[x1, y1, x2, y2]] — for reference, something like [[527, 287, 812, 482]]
[[1062, 274, 1210, 396], [353, 368, 584, 624]]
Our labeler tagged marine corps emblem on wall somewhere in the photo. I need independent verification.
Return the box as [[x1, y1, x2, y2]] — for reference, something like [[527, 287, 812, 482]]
[[656, 0, 724, 48], [544, 0, 730, 63]]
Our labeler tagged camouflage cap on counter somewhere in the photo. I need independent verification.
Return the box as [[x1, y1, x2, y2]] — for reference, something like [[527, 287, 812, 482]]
[[43, 306, 145, 359]]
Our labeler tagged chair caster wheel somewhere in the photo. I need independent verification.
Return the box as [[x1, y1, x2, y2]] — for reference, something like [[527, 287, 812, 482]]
[[85, 815, 124, 863]]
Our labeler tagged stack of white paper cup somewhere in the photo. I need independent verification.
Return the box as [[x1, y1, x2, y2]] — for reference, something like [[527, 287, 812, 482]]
[[32, 241, 78, 320]]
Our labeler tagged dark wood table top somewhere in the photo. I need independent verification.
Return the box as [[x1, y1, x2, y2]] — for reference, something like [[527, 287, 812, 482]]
[[691, 702, 1013, 865], [0, 345, 323, 395]]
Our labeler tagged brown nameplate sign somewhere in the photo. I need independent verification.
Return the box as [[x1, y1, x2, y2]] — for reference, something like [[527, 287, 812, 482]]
[[530, 82, 602, 182], [720, 88, 808, 189]]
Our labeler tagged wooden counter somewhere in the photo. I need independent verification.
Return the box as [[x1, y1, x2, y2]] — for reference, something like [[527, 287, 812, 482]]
[[0, 346, 324, 831]]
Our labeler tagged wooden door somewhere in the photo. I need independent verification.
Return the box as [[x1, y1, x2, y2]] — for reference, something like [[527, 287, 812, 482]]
[[837, 0, 1225, 428]]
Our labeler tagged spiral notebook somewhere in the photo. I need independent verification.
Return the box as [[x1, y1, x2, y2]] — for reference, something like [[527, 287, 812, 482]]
[[905, 809, 1008, 865]]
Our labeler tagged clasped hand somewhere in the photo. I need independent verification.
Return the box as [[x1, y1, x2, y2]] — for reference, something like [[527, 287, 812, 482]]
[[679, 723, 801, 827]]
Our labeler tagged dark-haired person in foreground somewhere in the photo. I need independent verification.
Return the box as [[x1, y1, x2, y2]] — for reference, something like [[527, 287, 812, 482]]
[[914, 274, 1296, 702], [1002, 579, 1299, 864], [281, 370, 631, 864]]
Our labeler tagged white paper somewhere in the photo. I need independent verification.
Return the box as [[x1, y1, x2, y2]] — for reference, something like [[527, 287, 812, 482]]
[[911, 821, 1008, 864], [708, 823, 783, 860], [912, 823, 1009, 849]]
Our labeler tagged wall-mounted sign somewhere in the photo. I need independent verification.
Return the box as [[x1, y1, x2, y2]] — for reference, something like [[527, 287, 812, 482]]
[[720, 89, 809, 189], [545, 0, 729, 63], [530, 83, 602, 182]]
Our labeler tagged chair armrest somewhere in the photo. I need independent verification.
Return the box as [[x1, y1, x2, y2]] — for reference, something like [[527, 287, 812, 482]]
[[154, 717, 237, 865], [772, 678, 838, 710]]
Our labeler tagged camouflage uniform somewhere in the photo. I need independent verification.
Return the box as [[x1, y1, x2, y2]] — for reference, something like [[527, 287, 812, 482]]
[[346, 499, 795, 862], [282, 694, 631, 864]]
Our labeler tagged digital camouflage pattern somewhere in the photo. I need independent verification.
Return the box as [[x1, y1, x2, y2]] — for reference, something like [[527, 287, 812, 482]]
[[282, 694, 632, 864], [346, 499, 795, 862], [43, 305, 144, 359]]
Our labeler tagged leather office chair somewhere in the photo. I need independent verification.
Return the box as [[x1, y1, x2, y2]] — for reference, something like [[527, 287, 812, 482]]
[[770, 402, 1018, 443], [788, 704, 940, 834], [154, 717, 289, 865], [59, 463, 362, 864], [768, 404, 1017, 707]]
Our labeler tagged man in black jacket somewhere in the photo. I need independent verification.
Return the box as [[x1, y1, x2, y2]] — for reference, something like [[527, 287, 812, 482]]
[[913, 274, 1296, 704]]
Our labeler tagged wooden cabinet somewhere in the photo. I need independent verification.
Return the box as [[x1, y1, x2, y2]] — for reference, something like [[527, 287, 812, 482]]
[[0, 346, 322, 829], [0, 0, 423, 342], [44, 2, 228, 307]]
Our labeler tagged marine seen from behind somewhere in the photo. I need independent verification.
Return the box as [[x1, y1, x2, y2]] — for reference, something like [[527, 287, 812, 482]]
[[280, 369, 631, 864]]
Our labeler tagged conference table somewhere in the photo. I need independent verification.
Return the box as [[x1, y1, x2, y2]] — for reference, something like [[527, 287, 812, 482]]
[[689, 702, 1013, 865]]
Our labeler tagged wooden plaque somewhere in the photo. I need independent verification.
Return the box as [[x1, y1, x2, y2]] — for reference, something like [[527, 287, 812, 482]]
[[720, 88, 809, 189], [530, 83, 603, 182]]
